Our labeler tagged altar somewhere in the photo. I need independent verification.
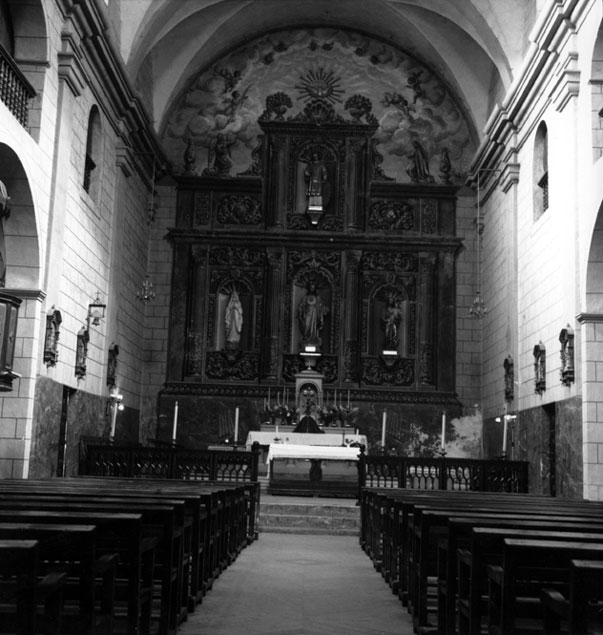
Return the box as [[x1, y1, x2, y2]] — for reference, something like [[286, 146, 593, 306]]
[[265, 443, 362, 498]]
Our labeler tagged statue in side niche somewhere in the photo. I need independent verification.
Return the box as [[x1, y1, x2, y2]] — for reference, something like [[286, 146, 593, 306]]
[[224, 287, 243, 349], [298, 281, 328, 347]]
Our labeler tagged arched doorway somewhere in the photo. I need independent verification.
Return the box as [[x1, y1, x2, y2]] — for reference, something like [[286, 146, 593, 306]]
[[0, 142, 41, 478]]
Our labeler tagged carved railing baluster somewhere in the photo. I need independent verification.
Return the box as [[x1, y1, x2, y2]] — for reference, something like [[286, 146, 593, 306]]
[[0, 42, 36, 129]]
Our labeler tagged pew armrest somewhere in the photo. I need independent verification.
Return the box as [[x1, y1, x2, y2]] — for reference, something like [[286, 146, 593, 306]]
[[540, 588, 569, 619], [38, 571, 69, 595], [457, 548, 471, 566], [95, 552, 119, 575], [487, 564, 503, 585]]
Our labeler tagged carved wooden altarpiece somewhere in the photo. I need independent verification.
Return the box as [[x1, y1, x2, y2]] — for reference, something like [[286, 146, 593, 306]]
[[162, 91, 462, 440]]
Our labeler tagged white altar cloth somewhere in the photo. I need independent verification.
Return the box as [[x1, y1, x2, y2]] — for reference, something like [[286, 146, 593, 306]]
[[266, 443, 362, 464], [246, 431, 366, 448]]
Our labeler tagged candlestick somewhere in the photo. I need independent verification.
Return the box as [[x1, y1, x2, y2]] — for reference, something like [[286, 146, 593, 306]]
[[381, 410, 387, 447], [502, 415, 508, 454], [110, 401, 118, 439], [172, 401, 179, 441], [441, 411, 446, 450], [234, 407, 239, 445]]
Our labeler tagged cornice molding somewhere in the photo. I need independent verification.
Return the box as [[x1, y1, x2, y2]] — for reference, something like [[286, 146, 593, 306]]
[[58, 0, 166, 170]]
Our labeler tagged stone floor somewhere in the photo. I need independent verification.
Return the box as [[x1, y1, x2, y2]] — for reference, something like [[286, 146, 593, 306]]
[[177, 530, 414, 635]]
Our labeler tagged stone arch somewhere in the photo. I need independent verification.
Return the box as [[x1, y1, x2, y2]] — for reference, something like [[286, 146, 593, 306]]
[[4, 0, 49, 140], [591, 19, 603, 162], [0, 143, 40, 289], [581, 196, 603, 499]]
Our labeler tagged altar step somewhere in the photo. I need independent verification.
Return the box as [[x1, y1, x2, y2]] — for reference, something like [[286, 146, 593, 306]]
[[258, 499, 360, 536]]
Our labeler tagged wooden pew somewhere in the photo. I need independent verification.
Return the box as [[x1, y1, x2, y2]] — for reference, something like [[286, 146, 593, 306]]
[[0, 509, 154, 635], [0, 539, 68, 635], [456, 527, 603, 635], [0, 493, 187, 635], [541, 559, 603, 634], [359, 487, 603, 634], [0, 522, 116, 635], [0, 477, 257, 627], [487, 539, 603, 635], [439, 515, 603, 635]]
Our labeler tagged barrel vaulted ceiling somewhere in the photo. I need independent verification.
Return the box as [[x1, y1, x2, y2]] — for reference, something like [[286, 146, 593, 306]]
[[116, 0, 537, 170]]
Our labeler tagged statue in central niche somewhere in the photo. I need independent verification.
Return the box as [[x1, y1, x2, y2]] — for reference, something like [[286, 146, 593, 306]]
[[304, 151, 328, 209], [298, 280, 328, 348]]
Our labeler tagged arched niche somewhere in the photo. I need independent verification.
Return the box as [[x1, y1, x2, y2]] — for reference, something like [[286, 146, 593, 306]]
[[291, 269, 333, 354], [0, 142, 40, 289], [5, 0, 49, 139], [368, 282, 410, 356], [294, 140, 341, 217], [214, 278, 255, 352]]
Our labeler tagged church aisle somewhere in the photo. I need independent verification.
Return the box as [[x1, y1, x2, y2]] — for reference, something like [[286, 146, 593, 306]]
[[178, 532, 414, 635]]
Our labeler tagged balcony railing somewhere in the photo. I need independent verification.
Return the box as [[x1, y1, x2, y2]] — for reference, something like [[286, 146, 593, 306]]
[[0, 42, 36, 128]]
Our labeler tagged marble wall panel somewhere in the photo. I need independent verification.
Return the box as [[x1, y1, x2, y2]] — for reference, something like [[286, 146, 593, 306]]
[[30, 376, 140, 478]]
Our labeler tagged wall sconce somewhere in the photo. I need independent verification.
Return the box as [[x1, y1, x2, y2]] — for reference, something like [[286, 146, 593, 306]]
[[0, 180, 10, 220], [87, 293, 106, 326]]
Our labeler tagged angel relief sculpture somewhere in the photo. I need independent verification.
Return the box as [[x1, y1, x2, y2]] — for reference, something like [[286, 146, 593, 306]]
[[202, 133, 234, 177]]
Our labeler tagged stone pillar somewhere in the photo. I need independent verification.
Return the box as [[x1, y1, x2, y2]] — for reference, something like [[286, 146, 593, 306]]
[[436, 250, 456, 391], [263, 249, 283, 379], [184, 246, 208, 376], [343, 251, 362, 382], [418, 253, 436, 386]]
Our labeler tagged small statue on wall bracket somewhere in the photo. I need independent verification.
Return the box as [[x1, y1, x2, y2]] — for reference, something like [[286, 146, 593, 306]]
[[504, 355, 514, 403], [559, 325, 575, 386], [107, 342, 119, 389], [533, 341, 546, 395], [44, 306, 62, 367], [75, 326, 90, 379], [224, 286, 243, 350]]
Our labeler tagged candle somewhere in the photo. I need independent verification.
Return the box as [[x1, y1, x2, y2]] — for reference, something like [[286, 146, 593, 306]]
[[441, 411, 446, 450], [502, 415, 508, 455], [355, 428, 359, 436], [172, 401, 179, 441], [110, 401, 118, 439], [268, 387, 271, 408], [381, 410, 387, 446], [275, 424, 279, 436], [234, 407, 239, 444], [347, 390, 350, 408]]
